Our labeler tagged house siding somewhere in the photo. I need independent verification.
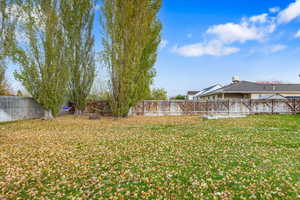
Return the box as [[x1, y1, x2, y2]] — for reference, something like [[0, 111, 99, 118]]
[[281, 93, 300, 97], [251, 93, 300, 99]]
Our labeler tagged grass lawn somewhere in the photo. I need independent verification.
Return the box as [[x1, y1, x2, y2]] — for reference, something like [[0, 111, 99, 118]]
[[0, 115, 299, 199]]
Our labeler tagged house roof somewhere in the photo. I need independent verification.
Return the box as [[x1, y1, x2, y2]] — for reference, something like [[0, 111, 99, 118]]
[[187, 91, 200, 95], [202, 84, 222, 93], [202, 81, 300, 96], [194, 84, 223, 97]]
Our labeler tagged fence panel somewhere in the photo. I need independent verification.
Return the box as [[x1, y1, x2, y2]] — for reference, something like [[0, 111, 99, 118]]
[[84, 99, 300, 117], [0, 96, 45, 122], [130, 99, 300, 116]]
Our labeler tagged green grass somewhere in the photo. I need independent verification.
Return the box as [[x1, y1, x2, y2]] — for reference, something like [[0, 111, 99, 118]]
[[0, 115, 299, 199]]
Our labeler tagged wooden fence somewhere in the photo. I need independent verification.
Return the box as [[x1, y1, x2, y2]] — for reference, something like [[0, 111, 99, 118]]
[[129, 99, 300, 116], [85, 100, 111, 116]]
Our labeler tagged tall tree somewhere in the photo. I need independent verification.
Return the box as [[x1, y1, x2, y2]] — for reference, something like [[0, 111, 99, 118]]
[[0, 66, 8, 95], [13, 0, 69, 118], [61, 0, 96, 115], [101, 0, 162, 117], [0, 0, 16, 95]]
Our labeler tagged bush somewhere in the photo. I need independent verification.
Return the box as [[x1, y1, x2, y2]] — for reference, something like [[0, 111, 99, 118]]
[[170, 95, 186, 100], [148, 88, 168, 100]]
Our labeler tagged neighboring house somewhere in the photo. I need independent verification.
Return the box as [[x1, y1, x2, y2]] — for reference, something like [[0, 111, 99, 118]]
[[186, 91, 200, 100], [199, 77, 300, 100], [193, 84, 223, 100]]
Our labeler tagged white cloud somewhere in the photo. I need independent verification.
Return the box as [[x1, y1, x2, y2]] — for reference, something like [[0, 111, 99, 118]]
[[250, 13, 268, 23], [269, 44, 286, 52], [278, 0, 300, 23], [267, 23, 276, 33], [159, 40, 168, 49], [295, 29, 300, 38], [206, 22, 268, 43], [172, 40, 239, 57], [269, 7, 280, 13], [248, 44, 287, 55], [187, 33, 192, 38], [207, 12, 276, 45]]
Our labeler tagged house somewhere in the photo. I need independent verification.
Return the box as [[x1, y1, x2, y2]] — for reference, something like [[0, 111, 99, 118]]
[[198, 77, 300, 100], [186, 91, 200, 100], [193, 84, 223, 100]]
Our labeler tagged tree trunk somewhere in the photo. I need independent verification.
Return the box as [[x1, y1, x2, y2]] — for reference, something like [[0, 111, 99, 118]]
[[74, 108, 83, 115], [43, 109, 53, 120]]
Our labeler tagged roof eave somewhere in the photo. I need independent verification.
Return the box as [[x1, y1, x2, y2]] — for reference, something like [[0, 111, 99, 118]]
[[199, 90, 300, 97]]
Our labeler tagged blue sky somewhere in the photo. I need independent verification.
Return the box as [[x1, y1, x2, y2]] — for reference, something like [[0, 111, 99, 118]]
[[6, 0, 300, 96], [154, 0, 300, 96]]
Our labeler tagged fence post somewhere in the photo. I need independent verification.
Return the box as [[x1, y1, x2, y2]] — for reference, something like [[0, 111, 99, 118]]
[[294, 98, 296, 114], [249, 99, 252, 114], [142, 101, 145, 116], [228, 99, 230, 115], [193, 101, 196, 114]]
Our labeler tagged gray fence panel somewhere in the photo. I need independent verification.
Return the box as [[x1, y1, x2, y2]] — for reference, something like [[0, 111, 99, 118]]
[[0, 96, 45, 122]]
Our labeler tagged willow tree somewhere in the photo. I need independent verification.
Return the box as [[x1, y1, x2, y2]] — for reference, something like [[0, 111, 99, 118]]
[[61, 0, 96, 115], [101, 0, 162, 117], [13, 0, 69, 118], [0, 0, 16, 95]]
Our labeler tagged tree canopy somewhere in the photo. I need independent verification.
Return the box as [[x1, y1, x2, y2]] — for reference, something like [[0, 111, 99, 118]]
[[61, 0, 96, 115], [13, 0, 69, 117], [102, 0, 162, 117]]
